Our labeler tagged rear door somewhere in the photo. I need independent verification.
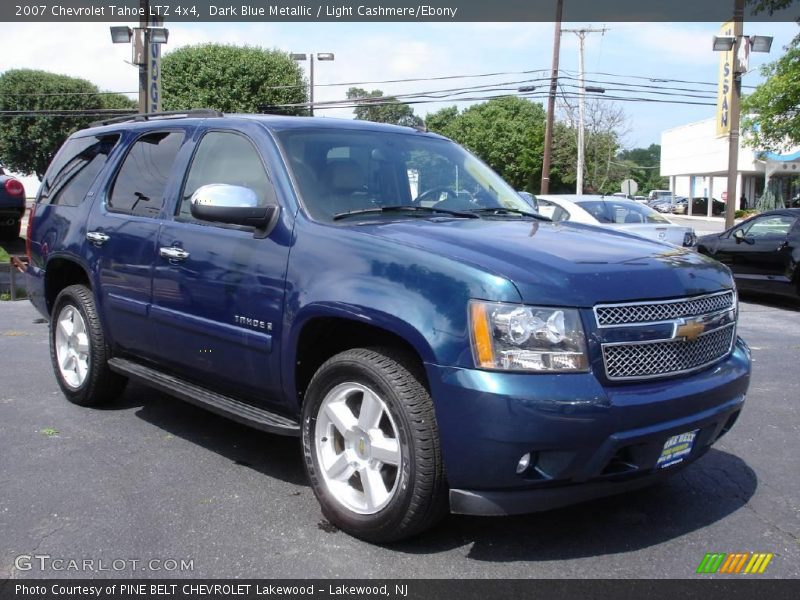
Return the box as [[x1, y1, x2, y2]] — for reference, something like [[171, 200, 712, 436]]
[[85, 128, 191, 359], [150, 126, 292, 406]]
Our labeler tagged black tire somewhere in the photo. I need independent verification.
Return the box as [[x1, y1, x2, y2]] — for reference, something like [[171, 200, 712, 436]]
[[49, 284, 127, 406], [301, 347, 448, 543]]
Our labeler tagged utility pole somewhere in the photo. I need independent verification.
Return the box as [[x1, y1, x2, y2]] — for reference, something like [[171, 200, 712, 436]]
[[540, 0, 563, 195], [563, 27, 607, 195]]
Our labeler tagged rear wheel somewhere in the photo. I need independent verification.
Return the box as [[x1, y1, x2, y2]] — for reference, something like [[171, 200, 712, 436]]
[[50, 284, 127, 406], [302, 347, 447, 543]]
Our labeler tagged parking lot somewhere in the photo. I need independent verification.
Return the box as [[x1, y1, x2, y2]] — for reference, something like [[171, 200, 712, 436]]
[[0, 293, 798, 579]]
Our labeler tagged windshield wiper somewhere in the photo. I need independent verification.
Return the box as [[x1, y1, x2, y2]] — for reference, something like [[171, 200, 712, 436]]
[[469, 207, 552, 221], [333, 205, 479, 221]]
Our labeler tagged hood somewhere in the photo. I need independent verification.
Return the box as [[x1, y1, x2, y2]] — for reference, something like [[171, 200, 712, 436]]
[[356, 219, 733, 307]]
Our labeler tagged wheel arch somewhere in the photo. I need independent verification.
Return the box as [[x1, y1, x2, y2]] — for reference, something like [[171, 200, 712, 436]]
[[286, 305, 436, 409], [44, 256, 92, 315]]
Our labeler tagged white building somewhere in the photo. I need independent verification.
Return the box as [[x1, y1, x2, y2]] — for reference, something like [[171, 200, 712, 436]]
[[660, 117, 800, 215]]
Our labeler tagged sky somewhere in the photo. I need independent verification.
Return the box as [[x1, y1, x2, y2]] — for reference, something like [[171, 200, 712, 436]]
[[1, 19, 798, 192]]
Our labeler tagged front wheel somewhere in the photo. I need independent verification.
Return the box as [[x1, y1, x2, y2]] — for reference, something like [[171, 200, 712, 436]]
[[301, 347, 447, 543], [50, 284, 127, 406]]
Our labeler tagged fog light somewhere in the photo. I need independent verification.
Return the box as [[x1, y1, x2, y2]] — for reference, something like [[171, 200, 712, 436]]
[[516, 453, 531, 474]]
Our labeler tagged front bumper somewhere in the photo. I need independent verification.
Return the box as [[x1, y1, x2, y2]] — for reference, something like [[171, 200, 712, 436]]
[[425, 338, 750, 516]]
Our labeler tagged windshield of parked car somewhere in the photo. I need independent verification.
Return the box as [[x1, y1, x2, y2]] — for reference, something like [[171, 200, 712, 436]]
[[275, 128, 532, 223], [577, 199, 670, 225]]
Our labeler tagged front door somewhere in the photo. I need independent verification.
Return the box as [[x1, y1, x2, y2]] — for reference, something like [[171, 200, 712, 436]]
[[150, 129, 292, 406], [714, 213, 798, 294]]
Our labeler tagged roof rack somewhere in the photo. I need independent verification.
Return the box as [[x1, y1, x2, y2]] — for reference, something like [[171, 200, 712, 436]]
[[90, 108, 224, 128]]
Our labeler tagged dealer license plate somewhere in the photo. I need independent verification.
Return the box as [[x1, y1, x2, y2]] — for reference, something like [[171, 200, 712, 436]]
[[656, 430, 698, 469]]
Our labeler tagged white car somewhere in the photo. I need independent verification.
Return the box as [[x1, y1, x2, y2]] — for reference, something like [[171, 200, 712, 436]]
[[536, 194, 697, 247]]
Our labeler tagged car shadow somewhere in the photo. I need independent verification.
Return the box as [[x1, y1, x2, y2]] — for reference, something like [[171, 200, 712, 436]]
[[104, 384, 756, 561], [739, 291, 799, 312], [104, 381, 307, 486], [393, 449, 756, 561]]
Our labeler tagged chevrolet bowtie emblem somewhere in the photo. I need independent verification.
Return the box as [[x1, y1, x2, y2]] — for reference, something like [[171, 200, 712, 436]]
[[676, 319, 706, 342]]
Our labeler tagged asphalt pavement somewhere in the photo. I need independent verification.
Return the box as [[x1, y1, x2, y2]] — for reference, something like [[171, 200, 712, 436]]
[[0, 297, 798, 579]]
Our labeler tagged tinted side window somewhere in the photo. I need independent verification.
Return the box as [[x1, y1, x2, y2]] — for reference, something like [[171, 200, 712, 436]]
[[39, 134, 120, 206], [108, 131, 184, 216], [179, 131, 274, 218], [743, 215, 797, 238]]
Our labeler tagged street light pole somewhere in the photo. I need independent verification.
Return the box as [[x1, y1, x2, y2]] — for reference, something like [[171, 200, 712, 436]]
[[724, 0, 745, 230], [309, 54, 315, 116], [138, 0, 149, 114], [540, 0, 563, 195], [291, 53, 334, 116], [110, 0, 168, 115]]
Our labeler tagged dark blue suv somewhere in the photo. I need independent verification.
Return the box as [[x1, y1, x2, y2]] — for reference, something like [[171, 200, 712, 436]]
[[26, 111, 750, 542]]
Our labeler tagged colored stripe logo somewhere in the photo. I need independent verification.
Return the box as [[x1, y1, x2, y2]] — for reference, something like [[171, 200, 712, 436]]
[[696, 552, 773, 574]]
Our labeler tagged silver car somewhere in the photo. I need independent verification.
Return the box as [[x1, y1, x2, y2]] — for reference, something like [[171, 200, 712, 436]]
[[537, 194, 697, 247]]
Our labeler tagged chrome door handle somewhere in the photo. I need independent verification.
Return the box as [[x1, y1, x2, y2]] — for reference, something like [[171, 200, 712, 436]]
[[86, 231, 110, 246], [159, 246, 190, 261]]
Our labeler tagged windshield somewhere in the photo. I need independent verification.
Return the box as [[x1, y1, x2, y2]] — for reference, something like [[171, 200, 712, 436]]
[[275, 128, 531, 223], [577, 199, 670, 224]]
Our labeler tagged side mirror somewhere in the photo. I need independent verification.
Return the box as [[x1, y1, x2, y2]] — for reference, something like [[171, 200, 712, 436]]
[[190, 184, 280, 237], [732, 229, 753, 245]]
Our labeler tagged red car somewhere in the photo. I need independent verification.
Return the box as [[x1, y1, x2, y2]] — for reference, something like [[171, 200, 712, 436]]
[[0, 167, 26, 239]]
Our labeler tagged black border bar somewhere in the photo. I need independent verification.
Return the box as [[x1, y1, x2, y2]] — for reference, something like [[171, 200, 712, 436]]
[[3, 0, 800, 22], [2, 580, 800, 600]]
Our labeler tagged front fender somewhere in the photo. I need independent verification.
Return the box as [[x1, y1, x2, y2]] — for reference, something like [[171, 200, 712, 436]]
[[280, 218, 521, 402]]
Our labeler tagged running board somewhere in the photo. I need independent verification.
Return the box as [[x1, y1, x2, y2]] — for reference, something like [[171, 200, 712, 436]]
[[108, 358, 300, 436]]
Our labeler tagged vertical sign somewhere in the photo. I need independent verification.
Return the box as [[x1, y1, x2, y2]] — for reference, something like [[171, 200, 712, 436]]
[[147, 13, 163, 113], [716, 21, 734, 137]]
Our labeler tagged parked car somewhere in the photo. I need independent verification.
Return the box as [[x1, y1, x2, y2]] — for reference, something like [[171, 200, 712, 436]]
[[648, 189, 673, 201], [648, 196, 684, 213], [537, 195, 697, 247], [517, 190, 539, 212], [26, 111, 750, 542], [0, 166, 26, 239], [697, 208, 800, 300], [671, 197, 726, 216]]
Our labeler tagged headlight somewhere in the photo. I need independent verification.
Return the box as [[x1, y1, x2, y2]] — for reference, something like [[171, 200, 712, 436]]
[[469, 301, 589, 372]]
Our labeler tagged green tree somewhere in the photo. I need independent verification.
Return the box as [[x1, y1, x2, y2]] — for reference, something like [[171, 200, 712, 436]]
[[100, 92, 137, 111], [426, 97, 546, 190], [423, 105, 459, 136], [161, 44, 307, 114], [742, 37, 800, 152], [0, 69, 105, 177], [617, 144, 668, 193], [346, 88, 423, 127], [556, 98, 630, 194]]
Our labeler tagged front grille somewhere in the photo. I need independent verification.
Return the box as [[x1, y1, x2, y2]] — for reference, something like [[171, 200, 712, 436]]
[[603, 324, 735, 380], [595, 290, 735, 327]]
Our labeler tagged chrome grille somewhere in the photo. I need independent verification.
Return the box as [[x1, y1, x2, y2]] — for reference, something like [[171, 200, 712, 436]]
[[595, 290, 735, 327], [603, 324, 735, 380]]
